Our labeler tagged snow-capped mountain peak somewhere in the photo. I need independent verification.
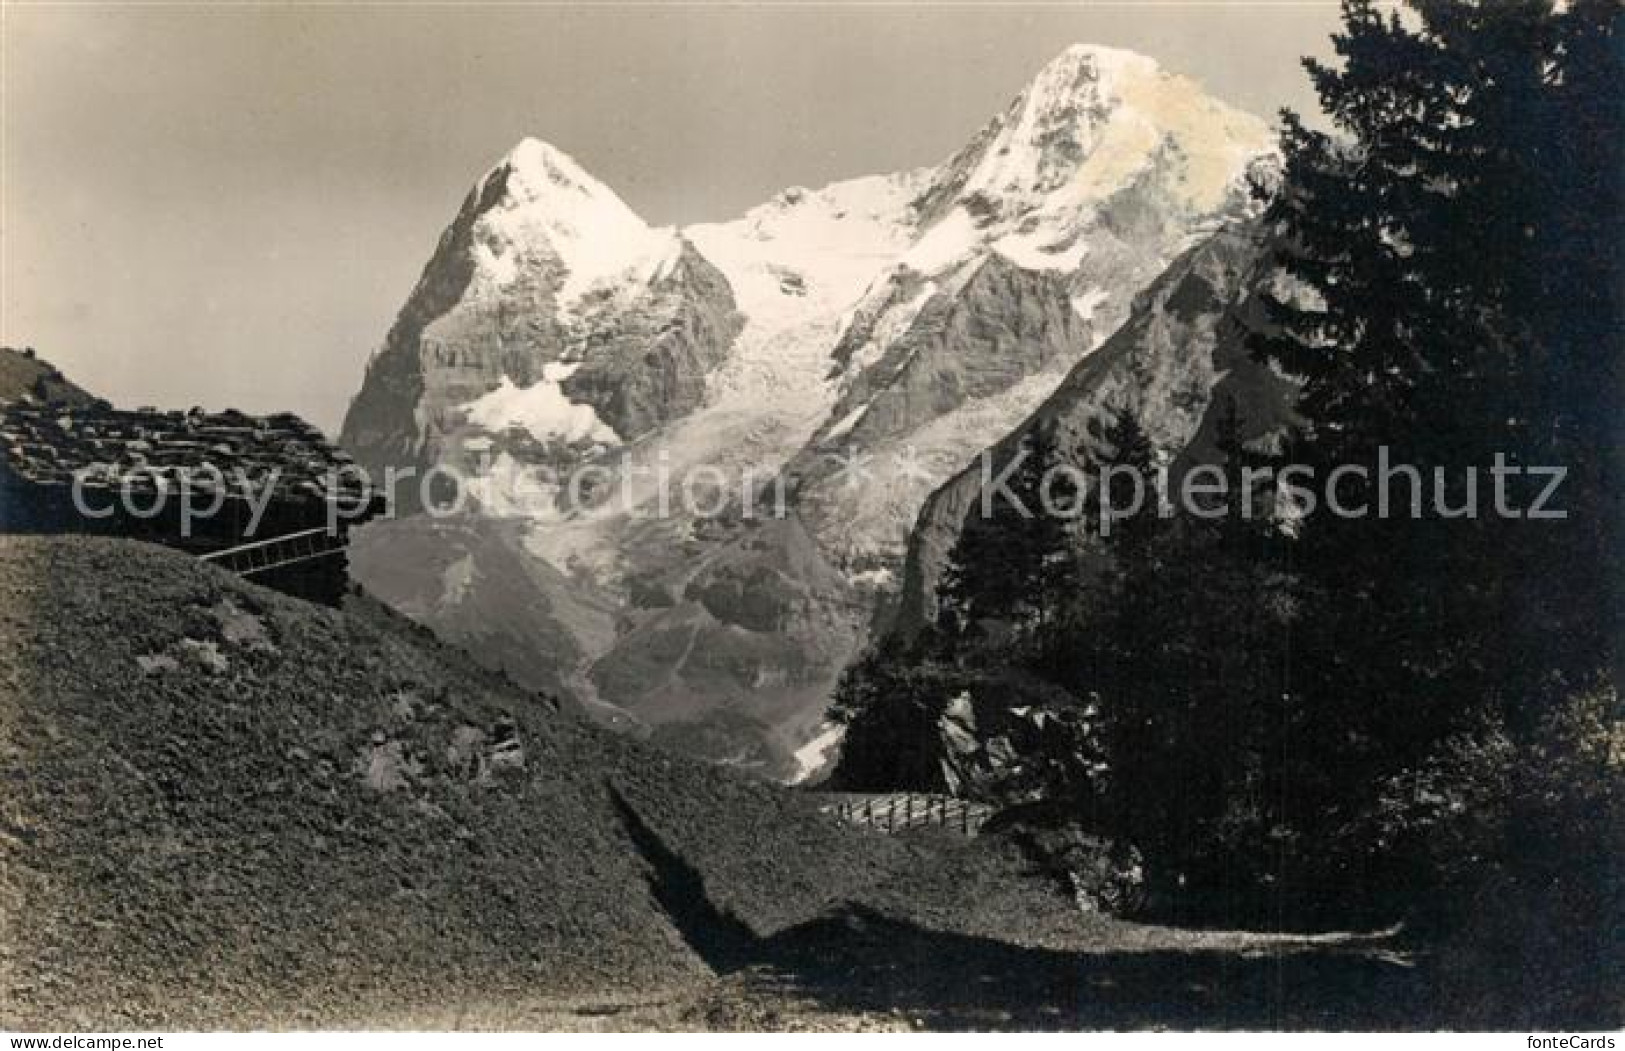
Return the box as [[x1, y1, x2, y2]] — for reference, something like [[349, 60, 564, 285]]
[[958, 44, 1159, 196], [471, 136, 677, 307], [921, 43, 1273, 234], [483, 137, 641, 221]]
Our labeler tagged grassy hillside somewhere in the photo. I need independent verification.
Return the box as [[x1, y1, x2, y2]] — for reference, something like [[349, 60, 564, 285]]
[[0, 535, 940, 1027], [0, 347, 95, 406], [3, 535, 1507, 1031]]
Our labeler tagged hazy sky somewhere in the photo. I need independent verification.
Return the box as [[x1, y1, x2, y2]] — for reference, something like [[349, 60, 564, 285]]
[[2, 2, 1344, 433]]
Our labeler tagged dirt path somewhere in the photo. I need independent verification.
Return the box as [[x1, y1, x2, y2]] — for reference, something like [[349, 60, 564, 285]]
[[342, 918, 1417, 1032], [607, 793, 1428, 1031]]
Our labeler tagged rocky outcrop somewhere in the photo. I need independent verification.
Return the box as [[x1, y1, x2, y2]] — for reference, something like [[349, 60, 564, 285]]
[[831, 665, 1098, 800], [561, 239, 744, 440], [785, 255, 1096, 572]]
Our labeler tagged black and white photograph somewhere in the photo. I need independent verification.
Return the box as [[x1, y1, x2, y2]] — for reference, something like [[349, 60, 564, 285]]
[[0, 0, 1619, 1036]]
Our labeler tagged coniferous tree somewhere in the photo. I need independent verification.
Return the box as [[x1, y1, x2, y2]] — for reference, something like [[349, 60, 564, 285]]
[[1025, 406, 1157, 684], [1091, 406, 1160, 554], [834, 0, 1620, 942], [1251, 0, 1621, 813], [1061, 402, 1294, 902], [939, 423, 1081, 648]]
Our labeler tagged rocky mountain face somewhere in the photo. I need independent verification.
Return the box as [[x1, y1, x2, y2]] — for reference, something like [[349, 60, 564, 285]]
[[347, 514, 620, 706], [891, 220, 1300, 638], [339, 44, 1278, 780], [832, 222, 1302, 796], [782, 256, 1094, 577], [779, 45, 1277, 576], [342, 139, 743, 495]]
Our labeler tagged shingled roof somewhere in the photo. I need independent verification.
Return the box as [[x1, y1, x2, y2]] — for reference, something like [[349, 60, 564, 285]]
[[0, 401, 374, 507]]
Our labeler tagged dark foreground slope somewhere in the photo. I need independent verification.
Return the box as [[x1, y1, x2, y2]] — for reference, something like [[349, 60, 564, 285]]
[[2, 536, 1541, 1031], [0, 536, 935, 1028]]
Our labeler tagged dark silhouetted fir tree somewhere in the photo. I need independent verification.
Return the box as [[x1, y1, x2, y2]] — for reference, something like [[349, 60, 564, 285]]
[[938, 423, 1082, 647], [1251, 0, 1621, 802]]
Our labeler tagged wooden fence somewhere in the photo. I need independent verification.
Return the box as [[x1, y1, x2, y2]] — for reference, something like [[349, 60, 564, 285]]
[[817, 792, 994, 836], [199, 526, 348, 577]]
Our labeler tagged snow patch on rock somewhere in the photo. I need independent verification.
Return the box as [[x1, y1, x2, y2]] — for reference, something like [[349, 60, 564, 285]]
[[1072, 286, 1110, 323], [462, 366, 621, 447], [995, 234, 1089, 272], [824, 405, 868, 444], [790, 722, 846, 784]]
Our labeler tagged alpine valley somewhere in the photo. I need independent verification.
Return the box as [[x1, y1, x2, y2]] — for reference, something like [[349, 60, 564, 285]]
[[340, 44, 1281, 780]]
